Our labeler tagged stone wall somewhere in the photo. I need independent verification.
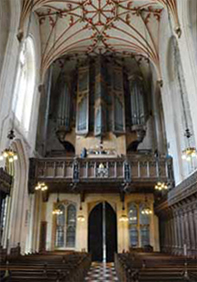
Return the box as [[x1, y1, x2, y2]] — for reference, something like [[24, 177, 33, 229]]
[[0, 1, 42, 254], [30, 193, 159, 254]]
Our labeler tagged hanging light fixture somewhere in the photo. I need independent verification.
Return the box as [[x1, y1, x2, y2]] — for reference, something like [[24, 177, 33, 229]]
[[119, 214, 129, 222], [77, 202, 85, 222], [0, 130, 18, 163], [141, 206, 152, 215], [119, 199, 128, 222], [35, 182, 48, 191], [141, 194, 152, 215], [154, 155, 168, 191], [181, 129, 197, 161], [155, 181, 168, 191], [77, 214, 85, 222], [52, 208, 63, 215], [52, 192, 63, 215]]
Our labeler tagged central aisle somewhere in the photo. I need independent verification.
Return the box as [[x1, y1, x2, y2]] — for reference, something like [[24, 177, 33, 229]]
[[85, 262, 119, 282]]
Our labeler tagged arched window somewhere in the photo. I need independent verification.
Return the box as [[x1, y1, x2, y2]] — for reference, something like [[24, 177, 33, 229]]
[[128, 202, 151, 248], [56, 205, 65, 248], [55, 203, 76, 249], [139, 204, 150, 247], [13, 37, 36, 132], [168, 36, 196, 173], [66, 204, 76, 247], [128, 204, 138, 247]]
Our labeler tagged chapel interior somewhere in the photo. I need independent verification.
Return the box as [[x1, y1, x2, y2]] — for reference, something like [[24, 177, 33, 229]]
[[0, 0, 197, 281]]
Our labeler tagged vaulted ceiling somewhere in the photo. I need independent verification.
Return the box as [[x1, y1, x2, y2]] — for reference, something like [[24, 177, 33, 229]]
[[18, 0, 180, 81]]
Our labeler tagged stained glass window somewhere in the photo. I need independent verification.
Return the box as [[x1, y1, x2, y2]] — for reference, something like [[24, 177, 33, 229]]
[[128, 202, 150, 248], [56, 205, 65, 248], [128, 204, 138, 247], [55, 203, 76, 249]]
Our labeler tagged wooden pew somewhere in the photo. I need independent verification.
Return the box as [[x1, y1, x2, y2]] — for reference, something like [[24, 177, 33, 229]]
[[115, 252, 197, 282], [0, 246, 7, 263], [0, 251, 91, 282]]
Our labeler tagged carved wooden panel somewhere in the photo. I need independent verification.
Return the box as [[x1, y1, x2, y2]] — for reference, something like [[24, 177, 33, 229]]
[[80, 162, 87, 178], [149, 161, 157, 178], [55, 162, 64, 177], [130, 161, 138, 178], [64, 161, 73, 178]]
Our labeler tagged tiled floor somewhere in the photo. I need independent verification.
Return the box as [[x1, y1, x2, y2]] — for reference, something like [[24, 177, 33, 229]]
[[84, 262, 119, 282]]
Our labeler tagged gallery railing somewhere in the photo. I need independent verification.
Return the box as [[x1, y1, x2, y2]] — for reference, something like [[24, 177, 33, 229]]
[[29, 154, 173, 188]]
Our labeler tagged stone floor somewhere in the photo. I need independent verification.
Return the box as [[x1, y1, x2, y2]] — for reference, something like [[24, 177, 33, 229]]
[[84, 262, 119, 282]]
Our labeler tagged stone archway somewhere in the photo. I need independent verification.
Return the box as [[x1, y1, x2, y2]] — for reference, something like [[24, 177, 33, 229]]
[[5, 139, 29, 253], [88, 201, 117, 262]]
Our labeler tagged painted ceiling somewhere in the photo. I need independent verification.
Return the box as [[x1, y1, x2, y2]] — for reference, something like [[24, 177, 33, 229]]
[[18, 0, 180, 81]]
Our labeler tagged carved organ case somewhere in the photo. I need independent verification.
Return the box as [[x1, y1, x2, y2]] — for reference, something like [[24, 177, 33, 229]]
[[128, 75, 146, 129], [75, 57, 126, 137], [56, 74, 72, 132], [112, 65, 125, 134], [76, 65, 89, 135], [94, 57, 107, 136], [46, 56, 149, 157]]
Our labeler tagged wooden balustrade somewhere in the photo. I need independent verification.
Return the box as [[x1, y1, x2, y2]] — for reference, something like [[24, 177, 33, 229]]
[[29, 154, 173, 193], [33, 156, 172, 180]]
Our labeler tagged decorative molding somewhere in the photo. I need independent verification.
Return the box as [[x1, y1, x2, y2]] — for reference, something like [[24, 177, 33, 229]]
[[17, 0, 181, 81]]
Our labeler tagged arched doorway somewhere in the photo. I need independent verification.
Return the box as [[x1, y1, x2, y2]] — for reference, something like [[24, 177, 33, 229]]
[[88, 202, 117, 262]]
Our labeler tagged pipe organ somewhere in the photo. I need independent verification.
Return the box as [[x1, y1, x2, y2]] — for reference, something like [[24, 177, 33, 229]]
[[54, 57, 147, 140]]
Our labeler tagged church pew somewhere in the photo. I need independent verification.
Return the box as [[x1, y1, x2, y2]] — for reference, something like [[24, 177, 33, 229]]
[[0, 252, 91, 282], [115, 252, 197, 282], [0, 246, 7, 263]]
